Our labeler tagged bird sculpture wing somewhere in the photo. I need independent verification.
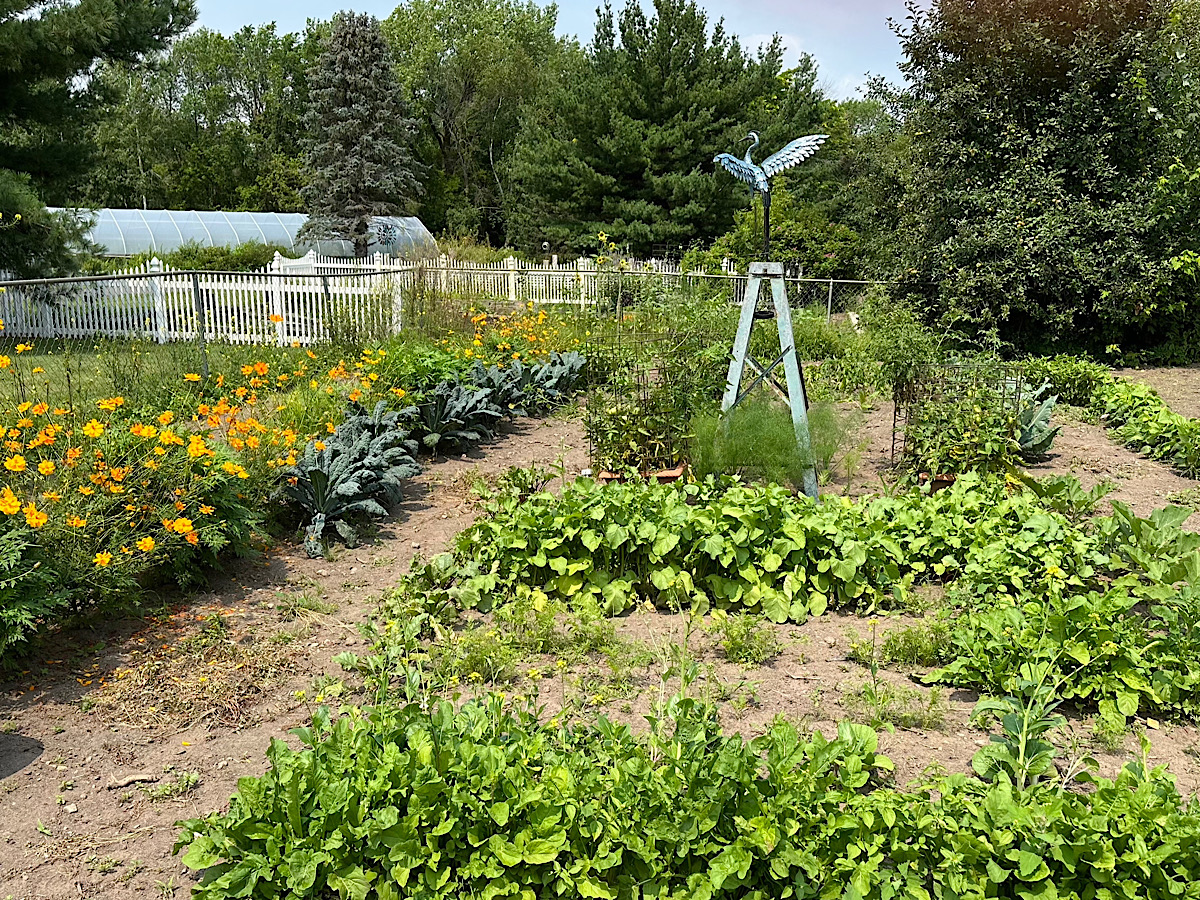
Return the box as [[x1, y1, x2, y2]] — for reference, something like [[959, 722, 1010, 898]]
[[713, 152, 761, 188], [760, 134, 829, 179]]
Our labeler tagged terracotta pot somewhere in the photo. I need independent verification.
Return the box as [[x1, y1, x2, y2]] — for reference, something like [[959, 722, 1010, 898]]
[[918, 471, 957, 493], [596, 464, 686, 484]]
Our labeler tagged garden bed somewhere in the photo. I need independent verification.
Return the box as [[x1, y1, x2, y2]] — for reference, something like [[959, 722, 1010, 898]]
[[2, 357, 1200, 898]]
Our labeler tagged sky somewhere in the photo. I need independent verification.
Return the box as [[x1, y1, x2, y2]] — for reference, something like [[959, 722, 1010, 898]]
[[195, 0, 912, 99]]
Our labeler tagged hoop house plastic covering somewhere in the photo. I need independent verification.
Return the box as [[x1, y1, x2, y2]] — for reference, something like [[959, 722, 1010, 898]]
[[50, 209, 439, 259]]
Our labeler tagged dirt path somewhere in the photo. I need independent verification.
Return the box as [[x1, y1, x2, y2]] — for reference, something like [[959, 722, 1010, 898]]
[[0, 416, 587, 900], [1028, 415, 1200, 530]]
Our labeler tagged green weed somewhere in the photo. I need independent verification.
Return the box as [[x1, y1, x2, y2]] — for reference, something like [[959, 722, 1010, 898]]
[[707, 611, 781, 666]]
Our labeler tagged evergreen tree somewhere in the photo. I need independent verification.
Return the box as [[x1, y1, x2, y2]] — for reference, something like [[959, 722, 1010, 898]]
[[0, 0, 194, 275], [506, 0, 824, 257], [301, 12, 421, 257]]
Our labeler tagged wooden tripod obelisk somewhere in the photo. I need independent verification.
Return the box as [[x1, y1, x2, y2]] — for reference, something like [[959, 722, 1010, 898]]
[[721, 262, 818, 499]]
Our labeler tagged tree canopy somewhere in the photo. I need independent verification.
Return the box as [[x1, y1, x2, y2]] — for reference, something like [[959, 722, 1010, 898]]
[[505, 0, 827, 257], [83, 25, 321, 213], [383, 0, 563, 244], [893, 0, 1200, 353], [0, 0, 194, 275]]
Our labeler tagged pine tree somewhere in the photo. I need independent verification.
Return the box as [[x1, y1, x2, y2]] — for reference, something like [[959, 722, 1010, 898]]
[[0, 0, 194, 276], [301, 12, 421, 257], [505, 0, 824, 257]]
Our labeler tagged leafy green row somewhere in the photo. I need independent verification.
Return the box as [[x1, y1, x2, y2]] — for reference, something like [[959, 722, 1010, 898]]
[[176, 679, 1200, 900], [1093, 377, 1200, 478], [1024, 354, 1200, 478], [931, 503, 1200, 720], [410, 474, 1132, 620]]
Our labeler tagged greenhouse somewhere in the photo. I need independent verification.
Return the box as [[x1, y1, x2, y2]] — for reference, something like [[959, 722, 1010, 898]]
[[48, 208, 439, 259]]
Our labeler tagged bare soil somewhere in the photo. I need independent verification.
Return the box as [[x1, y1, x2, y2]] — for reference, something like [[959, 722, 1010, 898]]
[[2, 373, 1200, 899]]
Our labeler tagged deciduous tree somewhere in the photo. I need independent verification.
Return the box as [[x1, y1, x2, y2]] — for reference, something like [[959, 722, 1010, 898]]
[[894, 0, 1200, 353], [384, 0, 563, 243]]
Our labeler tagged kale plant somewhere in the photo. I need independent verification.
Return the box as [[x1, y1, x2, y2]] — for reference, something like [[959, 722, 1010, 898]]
[[410, 384, 503, 454], [280, 408, 420, 557], [1016, 381, 1062, 460]]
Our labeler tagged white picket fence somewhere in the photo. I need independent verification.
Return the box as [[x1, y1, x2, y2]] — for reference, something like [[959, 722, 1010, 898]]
[[0, 258, 390, 346], [0, 251, 874, 346], [275, 250, 698, 306]]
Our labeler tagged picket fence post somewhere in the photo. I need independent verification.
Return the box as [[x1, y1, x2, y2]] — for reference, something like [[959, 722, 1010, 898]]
[[507, 256, 518, 306], [268, 253, 286, 346], [149, 257, 168, 343]]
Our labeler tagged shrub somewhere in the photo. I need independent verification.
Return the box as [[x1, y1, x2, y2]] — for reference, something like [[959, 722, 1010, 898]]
[[1022, 354, 1109, 407], [0, 403, 262, 657]]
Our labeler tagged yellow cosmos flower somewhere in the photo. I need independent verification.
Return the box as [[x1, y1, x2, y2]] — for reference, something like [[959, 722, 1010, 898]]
[[4, 454, 26, 472], [93, 551, 113, 567], [184, 373, 201, 382], [81, 420, 104, 438], [37, 460, 55, 475], [136, 537, 156, 552]]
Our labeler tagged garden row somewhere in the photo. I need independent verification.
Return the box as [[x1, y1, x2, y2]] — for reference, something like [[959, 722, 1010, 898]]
[[175, 668, 1200, 900], [386, 473, 1200, 722], [0, 312, 586, 659], [1028, 355, 1200, 478]]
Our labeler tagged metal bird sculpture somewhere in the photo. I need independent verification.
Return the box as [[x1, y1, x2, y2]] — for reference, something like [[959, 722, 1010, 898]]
[[714, 132, 828, 256]]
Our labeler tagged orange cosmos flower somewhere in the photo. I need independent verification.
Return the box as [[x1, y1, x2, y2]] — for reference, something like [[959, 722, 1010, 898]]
[[0, 488, 20, 515], [23, 503, 47, 528]]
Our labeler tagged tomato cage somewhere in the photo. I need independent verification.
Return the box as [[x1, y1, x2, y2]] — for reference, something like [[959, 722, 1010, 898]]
[[583, 329, 728, 476], [892, 360, 1029, 469]]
